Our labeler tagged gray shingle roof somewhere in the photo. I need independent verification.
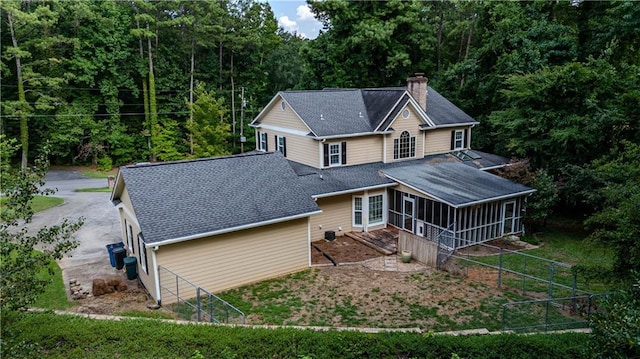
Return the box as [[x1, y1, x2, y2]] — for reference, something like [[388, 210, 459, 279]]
[[276, 86, 476, 138], [424, 87, 477, 126], [280, 90, 374, 137], [119, 152, 319, 243], [382, 162, 535, 207], [290, 160, 396, 197]]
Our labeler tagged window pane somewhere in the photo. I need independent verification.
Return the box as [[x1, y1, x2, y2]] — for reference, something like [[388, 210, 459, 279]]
[[330, 144, 340, 165], [369, 195, 383, 224]]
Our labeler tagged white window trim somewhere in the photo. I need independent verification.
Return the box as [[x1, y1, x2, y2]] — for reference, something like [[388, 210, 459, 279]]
[[353, 192, 386, 228], [276, 135, 285, 154], [454, 129, 465, 150], [329, 143, 342, 167], [353, 196, 363, 227], [258, 132, 267, 151], [126, 221, 134, 254], [138, 234, 147, 274], [393, 131, 416, 160], [368, 194, 385, 226]]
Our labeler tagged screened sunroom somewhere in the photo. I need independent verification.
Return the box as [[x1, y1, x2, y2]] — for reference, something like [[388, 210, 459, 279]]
[[383, 162, 535, 249]]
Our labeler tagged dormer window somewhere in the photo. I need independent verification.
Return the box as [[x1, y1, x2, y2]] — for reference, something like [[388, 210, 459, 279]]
[[452, 129, 467, 150], [393, 131, 416, 159]]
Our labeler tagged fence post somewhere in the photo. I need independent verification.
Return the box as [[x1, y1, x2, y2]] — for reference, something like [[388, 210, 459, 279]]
[[209, 294, 214, 323], [545, 299, 550, 331], [175, 274, 180, 305], [548, 264, 555, 299], [502, 304, 507, 331], [498, 248, 503, 288], [197, 287, 202, 322], [522, 257, 527, 294]]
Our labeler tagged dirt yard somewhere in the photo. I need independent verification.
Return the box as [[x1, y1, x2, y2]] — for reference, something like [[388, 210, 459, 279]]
[[67, 235, 531, 330]]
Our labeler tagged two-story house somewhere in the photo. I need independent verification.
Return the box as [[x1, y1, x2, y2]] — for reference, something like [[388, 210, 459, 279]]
[[250, 73, 534, 247], [111, 74, 534, 305]]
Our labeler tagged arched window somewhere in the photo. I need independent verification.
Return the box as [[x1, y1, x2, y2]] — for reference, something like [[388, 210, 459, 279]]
[[393, 131, 416, 159]]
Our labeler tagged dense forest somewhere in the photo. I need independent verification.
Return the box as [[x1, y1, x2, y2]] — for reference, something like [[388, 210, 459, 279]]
[[1, 1, 639, 276]]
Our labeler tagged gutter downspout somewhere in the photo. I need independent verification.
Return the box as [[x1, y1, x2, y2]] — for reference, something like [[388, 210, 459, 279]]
[[151, 246, 161, 304]]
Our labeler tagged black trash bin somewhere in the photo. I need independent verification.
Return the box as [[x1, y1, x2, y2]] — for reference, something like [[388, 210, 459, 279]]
[[124, 256, 137, 280], [113, 248, 126, 270], [106, 242, 125, 267]]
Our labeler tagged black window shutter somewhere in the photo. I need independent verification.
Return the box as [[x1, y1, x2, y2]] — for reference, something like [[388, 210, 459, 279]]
[[274, 135, 278, 153], [265, 133, 268, 151], [323, 143, 329, 167], [463, 129, 468, 148], [341, 142, 347, 165], [257, 131, 261, 150], [450, 131, 455, 150], [283, 137, 287, 157]]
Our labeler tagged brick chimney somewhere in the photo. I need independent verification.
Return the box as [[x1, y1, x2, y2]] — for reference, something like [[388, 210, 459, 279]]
[[407, 73, 428, 111]]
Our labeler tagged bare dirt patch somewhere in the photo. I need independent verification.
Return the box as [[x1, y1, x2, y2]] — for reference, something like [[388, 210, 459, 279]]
[[311, 236, 385, 264]]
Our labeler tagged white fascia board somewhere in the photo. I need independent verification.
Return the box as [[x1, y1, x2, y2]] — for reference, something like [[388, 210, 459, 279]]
[[458, 189, 537, 208], [425, 122, 479, 130], [314, 131, 393, 140], [250, 94, 318, 137], [150, 210, 323, 247], [109, 169, 124, 202], [379, 93, 435, 132], [311, 183, 397, 199], [373, 94, 409, 132], [258, 124, 311, 137]]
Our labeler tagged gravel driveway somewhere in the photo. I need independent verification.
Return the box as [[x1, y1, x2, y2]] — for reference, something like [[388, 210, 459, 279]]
[[30, 170, 124, 297]]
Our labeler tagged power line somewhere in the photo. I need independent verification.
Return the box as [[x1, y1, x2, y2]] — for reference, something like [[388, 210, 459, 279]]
[[0, 111, 190, 118]]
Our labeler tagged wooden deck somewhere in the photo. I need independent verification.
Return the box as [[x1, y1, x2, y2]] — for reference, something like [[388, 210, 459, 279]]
[[345, 227, 399, 255]]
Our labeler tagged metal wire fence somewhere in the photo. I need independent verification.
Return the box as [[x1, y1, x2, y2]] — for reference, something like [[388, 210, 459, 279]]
[[438, 239, 592, 299], [502, 294, 608, 332], [158, 266, 245, 324]]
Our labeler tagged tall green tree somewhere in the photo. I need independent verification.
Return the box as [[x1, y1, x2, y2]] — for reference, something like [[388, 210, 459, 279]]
[[1, 0, 75, 169], [0, 138, 83, 312], [186, 82, 230, 158], [583, 141, 640, 279], [304, 0, 436, 88]]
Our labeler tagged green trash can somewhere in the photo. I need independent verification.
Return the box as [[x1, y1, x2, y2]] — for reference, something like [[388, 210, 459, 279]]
[[124, 256, 138, 280]]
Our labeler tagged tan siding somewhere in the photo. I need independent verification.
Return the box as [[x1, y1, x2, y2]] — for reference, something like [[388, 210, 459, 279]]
[[310, 194, 354, 241], [264, 128, 319, 167], [115, 189, 158, 301], [156, 218, 309, 301], [424, 126, 470, 155], [119, 187, 135, 215], [343, 136, 383, 165], [310, 190, 387, 241], [322, 136, 383, 168], [260, 97, 311, 133], [384, 106, 425, 163]]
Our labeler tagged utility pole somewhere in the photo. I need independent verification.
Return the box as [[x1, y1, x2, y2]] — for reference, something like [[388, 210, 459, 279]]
[[240, 87, 246, 153]]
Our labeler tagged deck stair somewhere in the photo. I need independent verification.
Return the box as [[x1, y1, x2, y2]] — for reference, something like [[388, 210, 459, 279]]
[[345, 227, 398, 255]]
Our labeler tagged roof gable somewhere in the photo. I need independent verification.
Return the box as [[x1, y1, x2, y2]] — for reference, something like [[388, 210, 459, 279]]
[[116, 152, 319, 243]]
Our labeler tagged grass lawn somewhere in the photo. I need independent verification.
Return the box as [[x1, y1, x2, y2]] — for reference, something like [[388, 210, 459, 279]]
[[33, 259, 75, 310], [1, 195, 64, 213], [80, 168, 117, 178], [465, 222, 614, 295], [75, 187, 113, 193]]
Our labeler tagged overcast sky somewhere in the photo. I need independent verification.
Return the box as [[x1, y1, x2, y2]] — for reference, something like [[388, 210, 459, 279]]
[[267, 0, 323, 39]]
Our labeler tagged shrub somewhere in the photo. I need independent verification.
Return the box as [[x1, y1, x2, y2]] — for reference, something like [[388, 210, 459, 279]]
[[97, 156, 113, 172]]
